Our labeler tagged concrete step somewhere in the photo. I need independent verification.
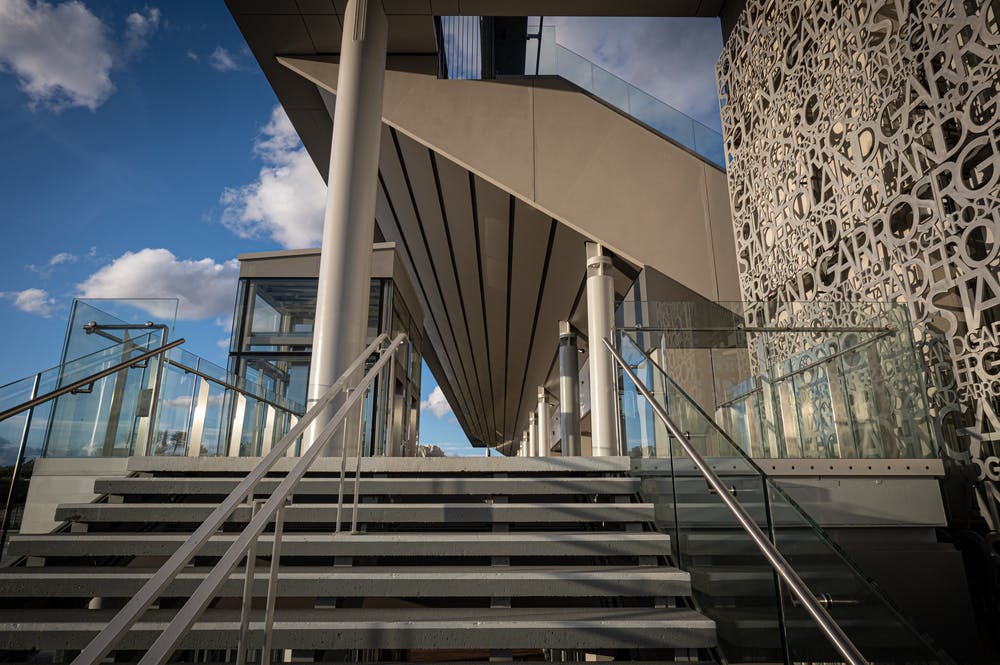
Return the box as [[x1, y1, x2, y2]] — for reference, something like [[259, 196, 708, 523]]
[[94, 476, 640, 497], [8, 531, 671, 559], [54, 502, 654, 525], [0, 607, 716, 651], [126, 456, 632, 476], [0, 565, 691, 598]]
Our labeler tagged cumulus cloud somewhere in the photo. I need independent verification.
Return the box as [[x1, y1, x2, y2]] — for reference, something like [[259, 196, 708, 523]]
[[0, 0, 115, 111], [1, 288, 57, 317], [420, 385, 453, 419], [76, 248, 238, 320], [220, 105, 327, 249], [0, 1, 161, 111], [123, 7, 161, 60], [208, 46, 238, 72], [551, 17, 724, 131]]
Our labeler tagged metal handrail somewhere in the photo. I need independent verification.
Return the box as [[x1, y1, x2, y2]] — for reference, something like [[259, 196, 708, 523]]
[[604, 337, 869, 665], [165, 357, 302, 417], [140, 333, 406, 665], [769, 328, 896, 383], [0, 338, 185, 423], [71, 333, 396, 665]]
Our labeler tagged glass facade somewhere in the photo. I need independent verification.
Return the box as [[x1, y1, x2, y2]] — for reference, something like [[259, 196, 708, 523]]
[[229, 276, 422, 457]]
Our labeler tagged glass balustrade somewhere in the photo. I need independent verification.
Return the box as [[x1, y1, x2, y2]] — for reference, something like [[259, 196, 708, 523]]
[[440, 18, 727, 168], [0, 332, 303, 464], [617, 300, 937, 461], [617, 331, 953, 664], [527, 24, 727, 168]]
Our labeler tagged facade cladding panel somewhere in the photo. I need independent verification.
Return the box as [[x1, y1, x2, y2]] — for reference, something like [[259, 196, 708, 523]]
[[718, 0, 1000, 459]]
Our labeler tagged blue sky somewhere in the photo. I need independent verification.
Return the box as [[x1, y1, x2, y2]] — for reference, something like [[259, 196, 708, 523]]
[[0, 2, 722, 457]]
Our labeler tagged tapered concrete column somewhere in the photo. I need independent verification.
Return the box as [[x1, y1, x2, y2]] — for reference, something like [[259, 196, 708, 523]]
[[305, 0, 388, 453], [537, 387, 550, 457], [558, 321, 582, 456], [528, 412, 538, 457], [586, 243, 618, 456]]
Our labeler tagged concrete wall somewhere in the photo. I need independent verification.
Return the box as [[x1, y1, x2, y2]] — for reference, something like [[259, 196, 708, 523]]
[[281, 56, 739, 303], [21, 457, 129, 534]]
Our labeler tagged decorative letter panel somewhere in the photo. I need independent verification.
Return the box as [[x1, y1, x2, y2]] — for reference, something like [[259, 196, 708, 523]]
[[718, 0, 1000, 459]]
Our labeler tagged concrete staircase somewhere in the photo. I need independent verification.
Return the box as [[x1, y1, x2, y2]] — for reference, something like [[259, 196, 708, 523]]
[[0, 456, 718, 663]]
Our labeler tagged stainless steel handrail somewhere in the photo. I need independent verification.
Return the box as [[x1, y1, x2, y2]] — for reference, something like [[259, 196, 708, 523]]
[[0, 338, 185, 423], [166, 357, 302, 416], [139, 333, 406, 665], [769, 328, 896, 383], [71, 333, 395, 665], [604, 337, 869, 665]]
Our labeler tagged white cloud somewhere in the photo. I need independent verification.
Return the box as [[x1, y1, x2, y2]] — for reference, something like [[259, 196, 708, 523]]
[[208, 46, 238, 72], [419, 441, 488, 457], [123, 7, 161, 60], [220, 105, 327, 249], [551, 17, 724, 131], [76, 248, 238, 320], [185, 50, 199, 62], [0, 1, 161, 111], [0, 0, 115, 111], [48, 251, 77, 266], [1, 288, 57, 317], [27, 251, 78, 277], [420, 385, 453, 419]]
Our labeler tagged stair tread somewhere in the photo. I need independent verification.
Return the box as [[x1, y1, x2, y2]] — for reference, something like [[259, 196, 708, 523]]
[[0, 606, 713, 627], [0, 564, 692, 597], [94, 476, 640, 495], [7, 530, 671, 558], [0, 564, 686, 579], [0, 607, 717, 650], [53, 502, 654, 523], [126, 456, 632, 474]]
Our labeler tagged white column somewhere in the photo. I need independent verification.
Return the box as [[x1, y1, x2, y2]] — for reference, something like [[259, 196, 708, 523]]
[[305, 0, 389, 454], [537, 387, 550, 457], [558, 321, 582, 456], [586, 243, 618, 456], [520, 431, 528, 456], [528, 412, 538, 457]]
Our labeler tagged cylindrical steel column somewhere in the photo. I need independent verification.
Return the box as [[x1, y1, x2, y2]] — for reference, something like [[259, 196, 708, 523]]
[[528, 412, 538, 457], [586, 243, 618, 456], [520, 431, 528, 457], [305, 0, 388, 454], [558, 321, 582, 456], [537, 387, 550, 457]]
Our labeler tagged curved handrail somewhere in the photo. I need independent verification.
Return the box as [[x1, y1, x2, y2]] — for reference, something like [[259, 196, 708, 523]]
[[605, 336, 869, 665], [71, 333, 396, 665]]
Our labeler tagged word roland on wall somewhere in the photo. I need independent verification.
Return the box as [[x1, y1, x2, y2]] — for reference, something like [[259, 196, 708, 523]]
[[718, 0, 1000, 459]]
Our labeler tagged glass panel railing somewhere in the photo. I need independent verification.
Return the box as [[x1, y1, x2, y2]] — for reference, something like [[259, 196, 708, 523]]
[[617, 331, 954, 664], [441, 18, 727, 168], [154, 347, 303, 459], [618, 300, 937, 461], [0, 334, 304, 463], [533, 25, 726, 169], [0, 331, 165, 557]]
